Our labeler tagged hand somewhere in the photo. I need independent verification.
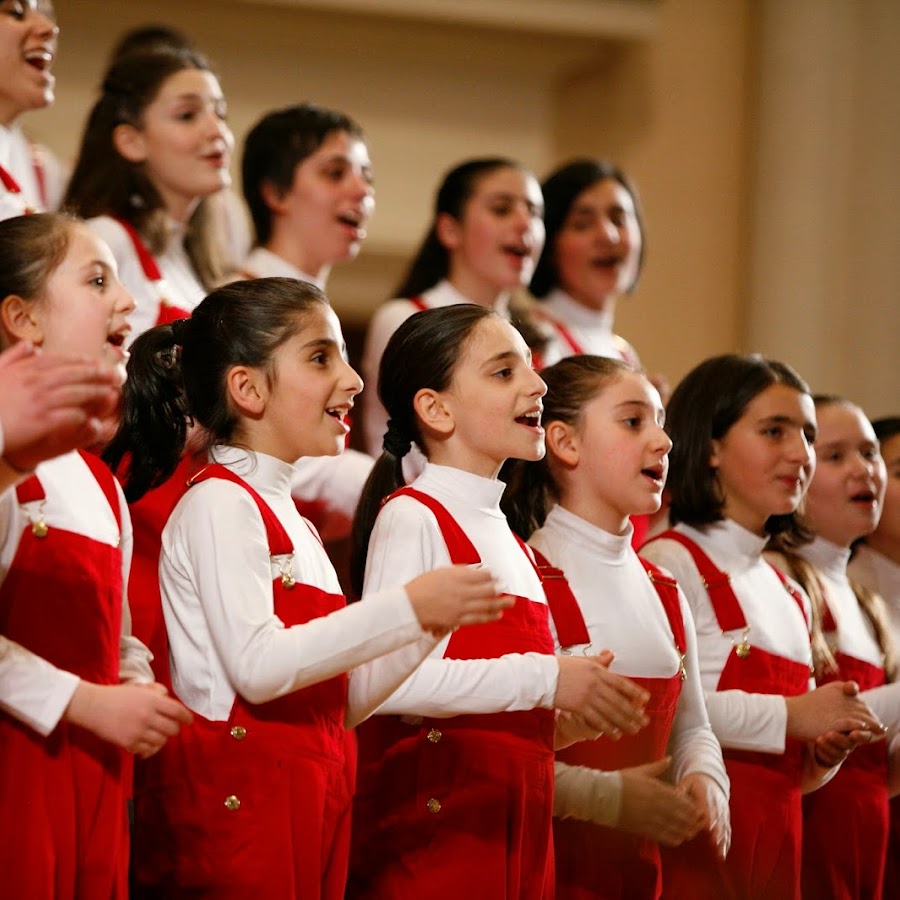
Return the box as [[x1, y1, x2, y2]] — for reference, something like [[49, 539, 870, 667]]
[[677, 772, 731, 859], [405, 564, 514, 637], [617, 758, 704, 846], [555, 653, 650, 738], [0, 343, 120, 471], [64, 681, 193, 759], [786, 680, 887, 742], [813, 724, 882, 768]]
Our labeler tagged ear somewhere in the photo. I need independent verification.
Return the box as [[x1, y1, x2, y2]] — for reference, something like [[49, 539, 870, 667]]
[[260, 179, 289, 216], [435, 212, 463, 251], [0, 295, 43, 346], [112, 123, 148, 164], [225, 365, 268, 419], [546, 420, 579, 468], [413, 387, 455, 438], [709, 438, 721, 470]]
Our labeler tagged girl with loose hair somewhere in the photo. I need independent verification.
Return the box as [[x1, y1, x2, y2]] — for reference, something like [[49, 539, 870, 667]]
[[359, 156, 559, 458], [0, 212, 192, 898], [530, 158, 645, 367], [768, 396, 900, 900], [119, 277, 509, 898], [349, 304, 651, 899], [503, 355, 730, 899], [64, 45, 234, 338], [0, 0, 67, 220], [640, 354, 885, 900]]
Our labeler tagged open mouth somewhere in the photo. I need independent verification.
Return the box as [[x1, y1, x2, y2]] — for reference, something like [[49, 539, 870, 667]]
[[591, 255, 624, 270], [503, 244, 530, 260], [24, 49, 53, 73], [326, 405, 352, 428], [850, 490, 876, 505], [641, 465, 665, 483], [337, 211, 367, 237], [514, 410, 542, 429]]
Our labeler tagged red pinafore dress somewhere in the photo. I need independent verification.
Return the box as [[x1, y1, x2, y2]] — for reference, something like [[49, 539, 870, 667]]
[[349, 487, 561, 899], [650, 531, 811, 900], [801, 600, 888, 900], [132, 464, 351, 899], [550, 557, 688, 900], [0, 452, 129, 900]]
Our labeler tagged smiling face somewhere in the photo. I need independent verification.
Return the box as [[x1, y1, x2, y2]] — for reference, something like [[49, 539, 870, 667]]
[[710, 383, 817, 535], [869, 432, 900, 560], [0, 0, 57, 125], [803, 401, 886, 547], [248, 303, 363, 462], [25, 223, 135, 380], [119, 67, 234, 222], [272, 129, 374, 276], [427, 316, 547, 477], [552, 370, 670, 534], [553, 178, 642, 310], [440, 166, 545, 304]]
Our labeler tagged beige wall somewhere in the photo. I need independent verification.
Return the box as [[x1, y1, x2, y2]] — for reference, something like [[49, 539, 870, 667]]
[[30, 0, 898, 416]]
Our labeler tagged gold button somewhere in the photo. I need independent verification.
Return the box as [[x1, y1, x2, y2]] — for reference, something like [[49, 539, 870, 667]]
[[224, 795, 241, 811], [230, 725, 247, 740], [426, 728, 442, 743], [426, 798, 442, 814]]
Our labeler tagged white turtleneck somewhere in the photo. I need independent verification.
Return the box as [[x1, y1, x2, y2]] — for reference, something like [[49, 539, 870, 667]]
[[361, 462, 559, 716], [359, 280, 513, 458], [160, 446, 434, 726], [0, 123, 66, 221], [799, 537, 883, 668], [641, 520, 814, 754], [538, 287, 639, 366], [850, 545, 900, 646], [241, 246, 322, 289], [87, 215, 207, 343], [532, 505, 730, 824]]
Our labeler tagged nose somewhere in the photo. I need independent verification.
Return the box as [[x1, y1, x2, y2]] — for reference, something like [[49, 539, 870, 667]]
[[349, 170, 374, 203], [599, 216, 621, 244], [529, 368, 548, 399], [115, 282, 137, 316], [31, 9, 59, 40], [342, 357, 364, 399], [790, 431, 815, 467], [655, 424, 673, 455]]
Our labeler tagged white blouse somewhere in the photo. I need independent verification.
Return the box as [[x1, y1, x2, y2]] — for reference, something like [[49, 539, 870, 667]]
[[360, 462, 559, 717], [640, 520, 813, 754], [850, 545, 900, 646], [0, 452, 151, 736], [159, 446, 434, 726]]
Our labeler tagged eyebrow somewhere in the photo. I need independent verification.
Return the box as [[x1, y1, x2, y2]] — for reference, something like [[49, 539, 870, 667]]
[[481, 349, 530, 368]]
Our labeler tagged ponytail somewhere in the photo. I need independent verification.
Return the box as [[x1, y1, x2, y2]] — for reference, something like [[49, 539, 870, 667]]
[[103, 320, 192, 502]]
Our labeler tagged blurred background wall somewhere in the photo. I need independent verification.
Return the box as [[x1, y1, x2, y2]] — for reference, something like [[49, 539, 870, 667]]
[[33, 0, 899, 416]]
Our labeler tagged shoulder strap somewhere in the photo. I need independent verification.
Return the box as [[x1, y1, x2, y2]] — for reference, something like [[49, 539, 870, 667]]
[[527, 544, 590, 647], [648, 529, 747, 632], [385, 486, 481, 565], [767, 562, 812, 630], [79, 450, 122, 530], [407, 295, 429, 312], [188, 463, 293, 555], [640, 558, 686, 656]]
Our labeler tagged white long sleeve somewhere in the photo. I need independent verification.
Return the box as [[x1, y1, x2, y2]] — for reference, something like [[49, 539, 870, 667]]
[[0, 452, 152, 734], [532, 506, 729, 817], [159, 446, 432, 723], [641, 521, 814, 754], [850, 545, 900, 645], [358, 463, 559, 717]]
